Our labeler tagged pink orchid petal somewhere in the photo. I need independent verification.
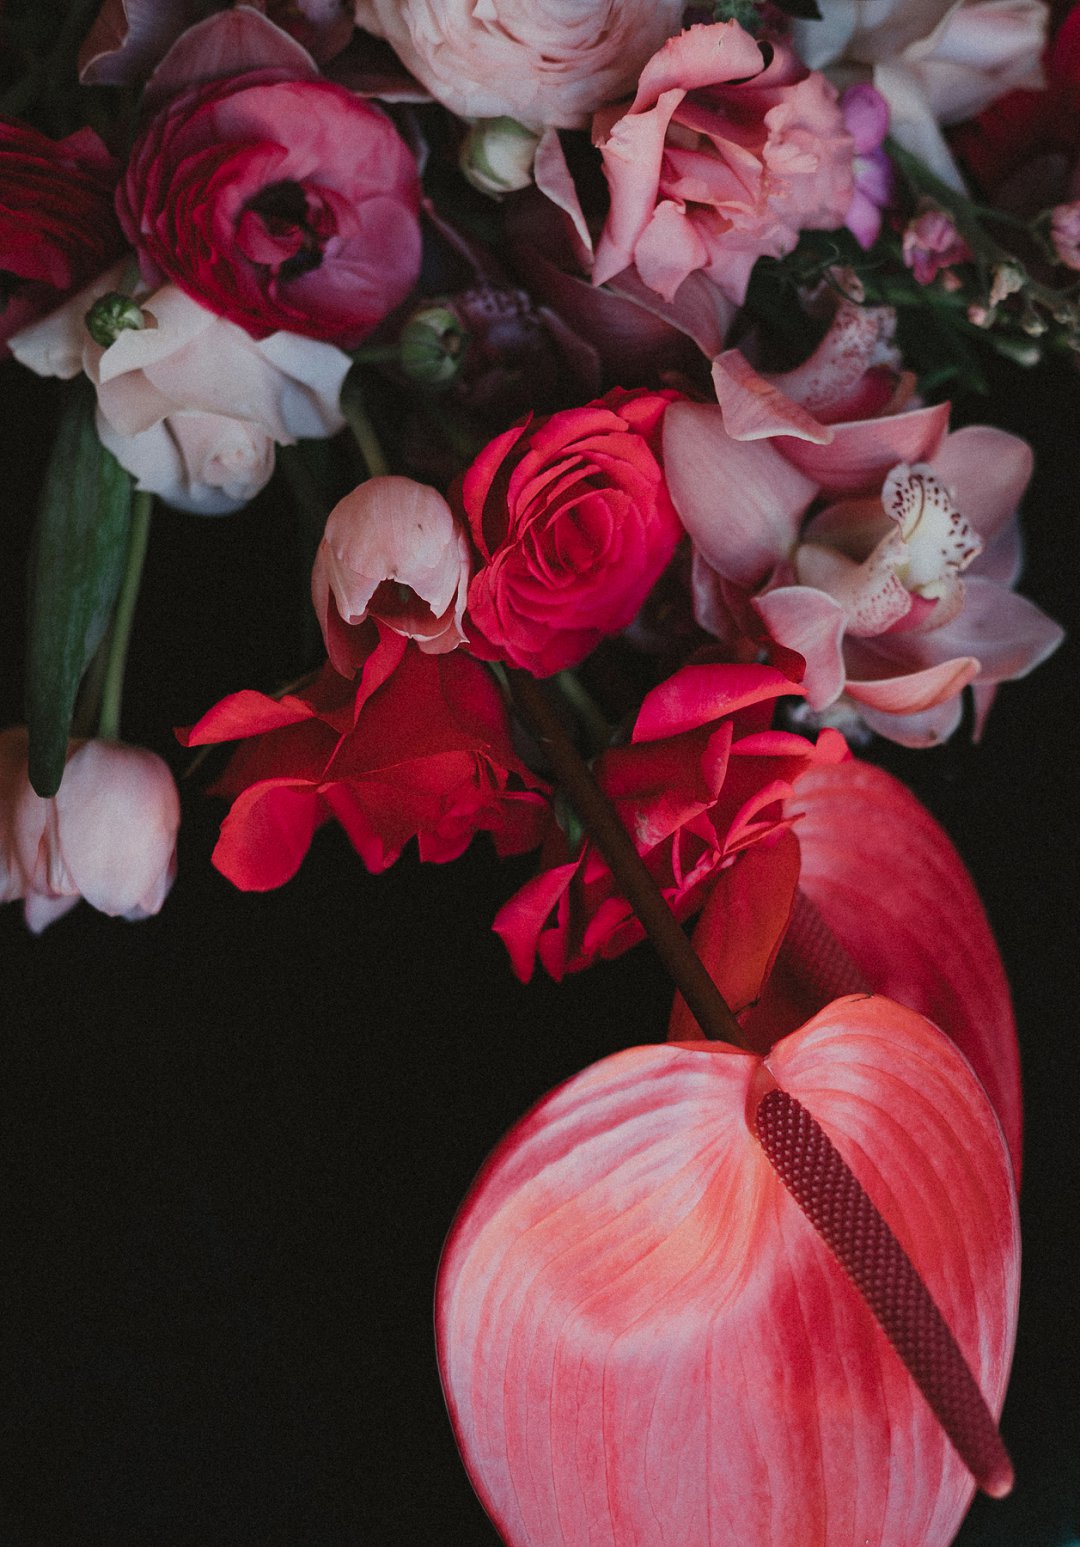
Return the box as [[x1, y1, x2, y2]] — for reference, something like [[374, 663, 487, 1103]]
[[604, 267, 734, 358], [844, 653, 979, 714], [866, 576, 1065, 686], [930, 426, 1033, 544], [437, 997, 1018, 1547], [711, 351, 833, 443], [857, 694, 967, 748], [753, 586, 850, 707], [664, 403, 818, 586], [972, 519, 1022, 587], [786, 759, 1021, 1173], [144, 7, 318, 109], [781, 402, 950, 493], [78, 0, 190, 86]]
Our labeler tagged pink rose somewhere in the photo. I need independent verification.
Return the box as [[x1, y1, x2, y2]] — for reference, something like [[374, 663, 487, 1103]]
[[460, 389, 684, 678], [116, 65, 421, 346], [663, 370, 1064, 746], [494, 661, 847, 981], [0, 729, 180, 934], [312, 476, 471, 671], [0, 121, 126, 353], [352, 0, 686, 130], [592, 22, 855, 306], [180, 628, 549, 890], [10, 275, 350, 515]]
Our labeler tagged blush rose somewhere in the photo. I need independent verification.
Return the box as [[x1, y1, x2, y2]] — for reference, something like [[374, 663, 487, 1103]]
[[460, 389, 684, 677], [10, 272, 350, 515], [116, 67, 421, 346], [592, 21, 855, 306]]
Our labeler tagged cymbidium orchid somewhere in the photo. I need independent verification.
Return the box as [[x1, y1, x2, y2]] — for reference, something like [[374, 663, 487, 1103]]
[[663, 346, 1063, 745]]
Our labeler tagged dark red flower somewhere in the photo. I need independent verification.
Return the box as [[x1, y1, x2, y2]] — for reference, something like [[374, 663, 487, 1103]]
[[180, 627, 549, 888], [0, 121, 126, 352]]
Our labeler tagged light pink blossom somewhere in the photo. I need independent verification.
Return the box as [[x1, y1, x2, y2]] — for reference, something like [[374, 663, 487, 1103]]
[[663, 362, 1063, 746], [793, 0, 1048, 188], [352, 0, 685, 130], [312, 476, 471, 671], [9, 272, 350, 515], [0, 729, 180, 933], [591, 21, 855, 307]]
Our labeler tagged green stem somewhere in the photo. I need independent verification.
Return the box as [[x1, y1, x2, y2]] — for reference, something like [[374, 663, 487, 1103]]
[[506, 669, 746, 1049], [97, 490, 153, 741], [341, 383, 390, 479], [556, 670, 613, 754]]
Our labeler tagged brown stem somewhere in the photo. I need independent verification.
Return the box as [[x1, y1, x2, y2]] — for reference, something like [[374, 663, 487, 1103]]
[[506, 669, 746, 1048]]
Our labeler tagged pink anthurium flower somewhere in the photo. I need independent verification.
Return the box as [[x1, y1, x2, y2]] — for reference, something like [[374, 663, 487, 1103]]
[[437, 995, 1019, 1547], [663, 368, 1063, 746], [669, 755, 1021, 1179]]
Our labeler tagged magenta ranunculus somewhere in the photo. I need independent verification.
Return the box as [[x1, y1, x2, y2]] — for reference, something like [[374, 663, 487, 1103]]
[[592, 21, 855, 306], [116, 67, 421, 347], [460, 389, 684, 677]]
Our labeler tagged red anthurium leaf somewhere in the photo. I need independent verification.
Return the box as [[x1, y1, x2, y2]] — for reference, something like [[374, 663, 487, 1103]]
[[783, 759, 1021, 1180], [437, 997, 1018, 1547]]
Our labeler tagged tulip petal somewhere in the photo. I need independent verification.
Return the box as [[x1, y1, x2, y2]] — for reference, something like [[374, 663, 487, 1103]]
[[437, 998, 1018, 1547]]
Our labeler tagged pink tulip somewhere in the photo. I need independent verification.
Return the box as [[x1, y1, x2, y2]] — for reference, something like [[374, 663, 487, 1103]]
[[437, 996, 1019, 1547], [312, 476, 471, 670], [0, 729, 180, 933]]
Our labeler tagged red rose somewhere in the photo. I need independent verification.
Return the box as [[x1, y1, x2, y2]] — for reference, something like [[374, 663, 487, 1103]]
[[117, 70, 421, 346], [180, 626, 549, 890], [0, 122, 126, 351], [493, 660, 847, 981], [460, 388, 684, 677]]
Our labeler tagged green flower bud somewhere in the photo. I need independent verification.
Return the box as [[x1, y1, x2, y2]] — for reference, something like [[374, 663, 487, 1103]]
[[85, 292, 146, 348], [398, 305, 469, 387], [459, 117, 540, 198]]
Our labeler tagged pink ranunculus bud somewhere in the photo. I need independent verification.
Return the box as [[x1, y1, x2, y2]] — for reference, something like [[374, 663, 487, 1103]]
[[353, 0, 685, 130], [1050, 199, 1080, 268], [591, 22, 855, 307], [312, 476, 471, 672], [0, 729, 180, 934], [901, 206, 973, 285]]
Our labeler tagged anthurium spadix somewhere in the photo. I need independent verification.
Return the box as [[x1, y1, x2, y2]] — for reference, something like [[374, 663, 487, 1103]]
[[436, 997, 1019, 1547]]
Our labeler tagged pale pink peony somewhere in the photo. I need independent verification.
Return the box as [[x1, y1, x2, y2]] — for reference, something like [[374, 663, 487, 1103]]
[[663, 357, 1063, 746], [0, 729, 180, 933], [352, 0, 685, 130], [591, 22, 855, 307], [312, 476, 471, 672], [792, 0, 1048, 188], [9, 271, 350, 514]]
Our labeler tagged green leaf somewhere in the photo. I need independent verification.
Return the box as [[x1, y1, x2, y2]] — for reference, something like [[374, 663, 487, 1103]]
[[25, 381, 133, 796]]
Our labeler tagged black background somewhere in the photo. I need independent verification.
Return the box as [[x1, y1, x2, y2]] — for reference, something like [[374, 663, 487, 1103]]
[[1, 350, 1078, 1546]]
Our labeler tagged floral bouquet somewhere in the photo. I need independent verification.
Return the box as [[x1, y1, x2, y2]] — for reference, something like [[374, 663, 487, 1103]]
[[1, 1, 1078, 1542]]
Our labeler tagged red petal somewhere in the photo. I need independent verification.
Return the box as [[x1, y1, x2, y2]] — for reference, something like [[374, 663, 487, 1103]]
[[786, 760, 1022, 1177]]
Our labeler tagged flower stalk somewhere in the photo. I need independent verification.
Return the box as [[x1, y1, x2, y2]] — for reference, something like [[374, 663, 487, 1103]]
[[505, 667, 746, 1048], [97, 489, 152, 742]]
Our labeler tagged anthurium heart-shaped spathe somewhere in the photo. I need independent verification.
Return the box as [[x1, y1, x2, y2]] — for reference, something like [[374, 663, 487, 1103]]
[[437, 997, 1018, 1547]]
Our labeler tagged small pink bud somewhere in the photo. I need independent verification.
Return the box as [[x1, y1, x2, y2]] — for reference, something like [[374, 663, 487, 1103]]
[[901, 207, 972, 286]]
